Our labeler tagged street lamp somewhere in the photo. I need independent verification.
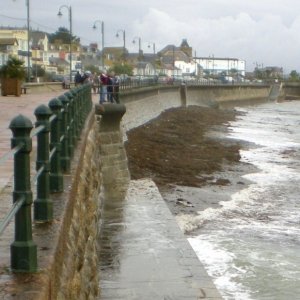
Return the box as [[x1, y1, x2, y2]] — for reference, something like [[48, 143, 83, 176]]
[[147, 42, 156, 76], [26, 0, 30, 81], [93, 20, 104, 70], [57, 5, 72, 84], [13, 0, 31, 81], [116, 29, 126, 61], [12, 0, 31, 81], [132, 36, 141, 60]]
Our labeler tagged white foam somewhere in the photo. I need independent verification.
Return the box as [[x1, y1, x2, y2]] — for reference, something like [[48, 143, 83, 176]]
[[188, 236, 253, 300]]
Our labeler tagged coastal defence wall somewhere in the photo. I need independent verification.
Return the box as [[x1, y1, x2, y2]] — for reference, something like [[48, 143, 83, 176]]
[[283, 82, 300, 99], [0, 84, 272, 299], [121, 84, 271, 133], [187, 84, 271, 105]]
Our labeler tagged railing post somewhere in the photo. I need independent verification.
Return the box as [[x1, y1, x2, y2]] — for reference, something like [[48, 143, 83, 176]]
[[9, 114, 37, 272], [58, 95, 71, 172], [34, 105, 53, 221], [49, 98, 64, 193], [64, 91, 76, 157], [77, 86, 84, 131], [71, 89, 80, 140], [86, 84, 92, 113]]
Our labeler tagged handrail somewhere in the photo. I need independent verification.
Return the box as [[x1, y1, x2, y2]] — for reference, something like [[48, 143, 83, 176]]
[[0, 143, 24, 165], [30, 124, 45, 138], [0, 83, 93, 272], [0, 195, 25, 235], [117, 76, 270, 90]]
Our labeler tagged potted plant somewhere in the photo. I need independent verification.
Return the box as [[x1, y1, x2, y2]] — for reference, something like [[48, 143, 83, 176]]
[[0, 56, 26, 97]]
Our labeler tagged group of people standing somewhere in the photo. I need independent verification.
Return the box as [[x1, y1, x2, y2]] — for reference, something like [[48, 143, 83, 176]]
[[98, 71, 120, 104], [74, 70, 120, 104]]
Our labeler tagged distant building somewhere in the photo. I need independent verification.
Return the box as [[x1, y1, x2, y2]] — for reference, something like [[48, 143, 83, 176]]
[[263, 66, 283, 79], [158, 39, 198, 77], [194, 57, 246, 77], [0, 28, 29, 66]]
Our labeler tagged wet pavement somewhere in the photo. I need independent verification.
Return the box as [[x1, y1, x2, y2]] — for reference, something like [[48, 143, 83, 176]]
[[0, 91, 99, 192], [98, 179, 222, 299]]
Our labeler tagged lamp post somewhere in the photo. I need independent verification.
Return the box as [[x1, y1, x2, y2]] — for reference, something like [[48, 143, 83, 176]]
[[172, 45, 175, 78], [148, 42, 156, 76], [12, 0, 31, 81], [26, 0, 30, 81], [93, 20, 104, 70], [132, 36, 141, 60], [57, 5, 72, 84], [116, 29, 126, 61]]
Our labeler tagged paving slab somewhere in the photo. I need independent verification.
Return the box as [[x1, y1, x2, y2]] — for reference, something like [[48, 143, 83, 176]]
[[98, 179, 223, 299]]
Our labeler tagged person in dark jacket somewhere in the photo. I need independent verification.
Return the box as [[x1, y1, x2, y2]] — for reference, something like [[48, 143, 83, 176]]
[[107, 73, 114, 103], [75, 71, 82, 86], [112, 74, 120, 103]]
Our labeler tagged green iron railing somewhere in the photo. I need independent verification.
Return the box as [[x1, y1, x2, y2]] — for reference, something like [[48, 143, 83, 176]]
[[0, 84, 92, 272]]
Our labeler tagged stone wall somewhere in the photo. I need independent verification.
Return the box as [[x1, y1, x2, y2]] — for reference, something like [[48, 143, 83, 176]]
[[49, 105, 130, 299], [54, 113, 103, 299]]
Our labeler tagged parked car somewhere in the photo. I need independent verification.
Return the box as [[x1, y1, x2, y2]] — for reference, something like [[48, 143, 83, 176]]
[[51, 74, 65, 82]]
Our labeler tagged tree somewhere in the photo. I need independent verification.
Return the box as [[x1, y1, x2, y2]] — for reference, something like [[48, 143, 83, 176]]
[[109, 63, 133, 76], [84, 64, 99, 74], [289, 70, 300, 81], [48, 27, 80, 44], [32, 65, 45, 77], [0, 56, 26, 80], [254, 68, 264, 79]]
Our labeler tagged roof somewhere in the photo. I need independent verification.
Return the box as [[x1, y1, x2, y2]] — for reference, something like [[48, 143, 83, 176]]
[[0, 38, 18, 46], [180, 39, 190, 48], [30, 31, 48, 47]]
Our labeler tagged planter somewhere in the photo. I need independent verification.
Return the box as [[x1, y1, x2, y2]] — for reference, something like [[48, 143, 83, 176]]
[[1, 78, 22, 97]]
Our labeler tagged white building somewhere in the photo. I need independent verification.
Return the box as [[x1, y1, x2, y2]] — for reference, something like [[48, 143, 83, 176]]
[[194, 57, 246, 77]]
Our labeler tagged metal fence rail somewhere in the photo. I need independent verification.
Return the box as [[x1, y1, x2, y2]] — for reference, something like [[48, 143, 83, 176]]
[[0, 84, 92, 272]]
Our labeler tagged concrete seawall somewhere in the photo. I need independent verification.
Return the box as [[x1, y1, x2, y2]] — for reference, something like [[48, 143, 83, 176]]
[[121, 84, 271, 134]]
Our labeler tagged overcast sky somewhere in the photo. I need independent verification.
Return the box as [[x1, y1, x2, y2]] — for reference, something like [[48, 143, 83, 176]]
[[2, 0, 300, 73]]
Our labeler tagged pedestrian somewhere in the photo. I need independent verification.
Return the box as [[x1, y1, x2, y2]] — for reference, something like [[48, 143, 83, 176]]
[[92, 72, 100, 94], [99, 71, 108, 104], [112, 73, 120, 103], [107, 73, 114, 103], [75, 71, 82, 86]]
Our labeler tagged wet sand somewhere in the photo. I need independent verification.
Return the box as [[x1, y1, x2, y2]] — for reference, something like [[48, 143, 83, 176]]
[[125, 105, 258, 219]]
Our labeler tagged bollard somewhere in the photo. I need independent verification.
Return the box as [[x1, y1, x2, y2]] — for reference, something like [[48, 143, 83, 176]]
[[9, 115, 37, 272], [34, 105, 53, 221], [49, 98, 64, 193], [58, 95, 71, 172]]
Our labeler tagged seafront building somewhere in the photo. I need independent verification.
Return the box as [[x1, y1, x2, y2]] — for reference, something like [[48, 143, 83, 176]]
[[0, 27, 247, 80]]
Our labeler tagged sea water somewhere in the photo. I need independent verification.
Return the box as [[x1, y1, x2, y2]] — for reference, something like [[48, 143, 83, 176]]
[[186, 100, 300, 300]]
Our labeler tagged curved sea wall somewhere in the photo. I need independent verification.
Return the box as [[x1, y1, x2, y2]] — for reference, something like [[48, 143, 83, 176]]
[[121, 84, 271, 133]]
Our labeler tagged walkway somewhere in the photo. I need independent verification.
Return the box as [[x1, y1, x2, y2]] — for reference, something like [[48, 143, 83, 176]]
[[0, 91, 99, 192], [99, 179, 222, 299]]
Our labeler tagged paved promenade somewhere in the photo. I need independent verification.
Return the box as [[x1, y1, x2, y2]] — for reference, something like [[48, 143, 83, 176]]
[[0, 91, 99, 192]]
